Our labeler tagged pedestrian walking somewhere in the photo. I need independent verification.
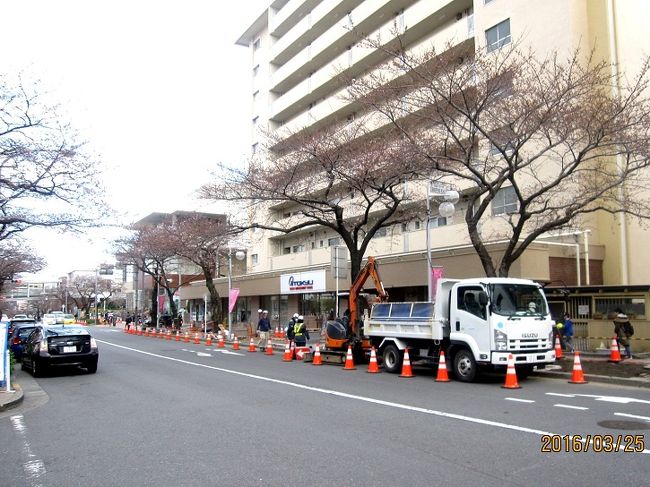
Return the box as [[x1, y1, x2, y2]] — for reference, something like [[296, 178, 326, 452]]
[[561, 312, 574, 352], [257, 310, 271, 347]]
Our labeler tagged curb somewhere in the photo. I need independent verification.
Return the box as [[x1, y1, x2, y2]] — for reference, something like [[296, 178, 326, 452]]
[[0, 383, 24, 412], [532, 370, 650, 388]]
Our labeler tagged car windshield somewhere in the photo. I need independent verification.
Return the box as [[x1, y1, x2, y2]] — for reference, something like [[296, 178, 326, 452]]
[[45, 326, 89, 337], [17, 327, 37, 338], [489, 283, 549, 317]]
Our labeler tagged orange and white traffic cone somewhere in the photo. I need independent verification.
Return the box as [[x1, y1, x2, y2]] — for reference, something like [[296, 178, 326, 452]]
[[568, 351, 588, 384], [283, 341, 293, 361], [274, 326, 279, 338], [265, 338, 273, 355], [151, 329, 157, 338], [166, 330, 172, 340], [217, 333, 225, 348], [312, 344, 323, 365], [399, 348, 414, 378], [502, 354, 521, 389], [144, 328, 149, 337], [367, 347, 379, 373], [343, 345, 356, 370], [124, 324, 129, 333], [205, 334, 213, 346], [608, 336, 622, 363], [435, 351, 450, 382], [248, 337, 256, 352], [194, 333, 200, 345], [554, 336, 563, 360], [175, 331, 180, 342], [183, 331, 190, 343], [232, 336, 240, 350]]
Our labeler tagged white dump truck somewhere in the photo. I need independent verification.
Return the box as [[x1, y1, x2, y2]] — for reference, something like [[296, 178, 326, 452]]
[[364, 278, 556, 381]]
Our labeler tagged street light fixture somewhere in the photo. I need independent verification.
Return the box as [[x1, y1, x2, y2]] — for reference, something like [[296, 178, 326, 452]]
[[227, 248, 246, 338], [426, 183, 459, 301]]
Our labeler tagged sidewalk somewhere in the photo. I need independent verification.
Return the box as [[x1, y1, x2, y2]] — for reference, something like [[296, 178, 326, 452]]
[[0, 382, 23, 412]]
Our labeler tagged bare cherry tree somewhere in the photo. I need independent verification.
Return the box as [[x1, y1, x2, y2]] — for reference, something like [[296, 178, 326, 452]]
[[348, 40, 650, 276], [0, 242, 44, 295], [66, 275, 112, 318], [0, 74, 107, 242], [201, 120, 425, 281]]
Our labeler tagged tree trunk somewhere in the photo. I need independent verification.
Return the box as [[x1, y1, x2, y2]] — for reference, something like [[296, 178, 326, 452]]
[[204, 271, 222, 327], [150, 286, 158, 327]]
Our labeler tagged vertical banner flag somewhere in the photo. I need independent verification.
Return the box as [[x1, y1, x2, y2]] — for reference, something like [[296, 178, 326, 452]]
[[158, 295, 165, 313], [431, 267, 444, 299], [229, 288, 240, 313]]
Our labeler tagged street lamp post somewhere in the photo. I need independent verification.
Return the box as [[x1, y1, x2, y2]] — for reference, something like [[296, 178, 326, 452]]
[[426, 183, 459, 301], [227, 248, 246, 338], [94, 268, 99, 326]]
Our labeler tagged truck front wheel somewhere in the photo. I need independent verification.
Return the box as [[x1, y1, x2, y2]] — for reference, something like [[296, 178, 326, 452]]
[[453, 349, 477, 382], [382, 343, 402, 374]]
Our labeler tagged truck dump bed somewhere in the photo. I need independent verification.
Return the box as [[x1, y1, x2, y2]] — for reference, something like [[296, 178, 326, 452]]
[[364, 302, 447, 341]]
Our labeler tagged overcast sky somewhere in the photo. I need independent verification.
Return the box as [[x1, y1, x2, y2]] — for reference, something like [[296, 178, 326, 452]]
[[3, 0, 268, 279]]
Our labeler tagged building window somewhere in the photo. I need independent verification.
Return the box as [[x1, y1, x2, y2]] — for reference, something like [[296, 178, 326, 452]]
[[486, 19, 511, 52], [283, 246, 291, 255], [292, 244, 304, 253], [492, 186, 518, 216], [251, 254, 259, 265], [431, 216, 448, 228], [414, 220, 421, 230], [484, 0, 495, 4], [401, 222, 408, 232]]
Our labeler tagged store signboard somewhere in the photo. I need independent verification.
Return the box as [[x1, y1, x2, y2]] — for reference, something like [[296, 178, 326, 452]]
[[281, 270, 326, 294]]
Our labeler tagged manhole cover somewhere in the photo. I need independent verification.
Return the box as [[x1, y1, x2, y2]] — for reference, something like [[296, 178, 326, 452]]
[[598, 420, 650, 430]]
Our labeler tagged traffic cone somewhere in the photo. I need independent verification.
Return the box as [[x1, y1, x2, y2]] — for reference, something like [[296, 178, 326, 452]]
[[435, 351, 450, 382], [166, 330, 172, 340], [160, 329, 165, 339], [399, 348, 414, 378], [265, 338, 273, 355], [283, 341, 293, 361], [248, 337, 256, 352], [312, 344, 323, 365], [124, 325, 129, 333], [151, 329, 157, 338], [205, 334, 213, 346], [217, 333, 225, 348], [194, 333, 200, 345], [144, 328, 149, 337], [608, 336, 622, 363], [183, 331, 190, 343], [175, 331, 180, 342], [502, 354, 521, 389], [366, 347, 379, 373], [137, 328, 143, 336], [274, 326, 279, 338], [554, 336, 563, 360], [232, 336, 240, 350], [568, 351, 588, 384], [343, 345, 356, 370]]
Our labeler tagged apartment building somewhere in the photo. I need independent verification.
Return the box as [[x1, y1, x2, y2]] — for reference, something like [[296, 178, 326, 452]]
[[184, 0, 650, 344]]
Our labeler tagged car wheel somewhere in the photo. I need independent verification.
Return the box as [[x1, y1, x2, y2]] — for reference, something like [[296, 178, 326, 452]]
[[32, 358, 46, 378], [86, 361, 98, 374], [453, 349, 478, 382], [381, 343, 402, 374]]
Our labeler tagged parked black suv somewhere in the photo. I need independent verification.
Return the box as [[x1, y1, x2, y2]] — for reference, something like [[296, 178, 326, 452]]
[[21, 325, 99, 376]]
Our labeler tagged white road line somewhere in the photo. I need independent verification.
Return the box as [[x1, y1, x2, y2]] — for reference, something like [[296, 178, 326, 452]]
[[97, 340, 650, 455], [546, 393, 575, 397], [614, 412, 650, 422], [10, 415, 46, 486], [505, 398, 535, 403], [554, 404, 589, 410]]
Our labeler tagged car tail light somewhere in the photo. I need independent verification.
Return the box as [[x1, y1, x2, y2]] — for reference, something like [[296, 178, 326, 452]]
[[90, 338, 98, 350], [39, 340, 48, 353], [12, 337, 21, 345]]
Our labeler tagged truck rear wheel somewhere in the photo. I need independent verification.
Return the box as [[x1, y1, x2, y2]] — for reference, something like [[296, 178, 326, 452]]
[[453, 349, 477, 382], [382, 343, 402, 374]]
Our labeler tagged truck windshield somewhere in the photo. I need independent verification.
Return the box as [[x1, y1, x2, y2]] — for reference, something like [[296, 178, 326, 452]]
[[489, 283, 548, 317]]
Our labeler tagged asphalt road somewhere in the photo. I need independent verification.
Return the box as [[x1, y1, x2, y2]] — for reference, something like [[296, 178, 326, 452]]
[[1, 327, 649, 487]]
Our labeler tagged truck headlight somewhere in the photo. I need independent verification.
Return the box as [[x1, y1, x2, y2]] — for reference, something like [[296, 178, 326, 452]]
[[548, 330, 554, 345], [494, 330, 508, 351]]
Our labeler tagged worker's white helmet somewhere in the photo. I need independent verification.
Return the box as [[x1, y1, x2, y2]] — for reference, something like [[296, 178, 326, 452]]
[[298, 315, 304, 321], [293, 313, 299, 319]]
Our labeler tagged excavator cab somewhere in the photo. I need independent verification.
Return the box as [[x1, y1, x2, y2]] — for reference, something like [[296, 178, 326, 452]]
[[324, 316, 349, 349]]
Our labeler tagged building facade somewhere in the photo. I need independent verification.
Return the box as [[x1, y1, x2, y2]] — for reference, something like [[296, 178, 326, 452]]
[[181, 0, 649, 348]]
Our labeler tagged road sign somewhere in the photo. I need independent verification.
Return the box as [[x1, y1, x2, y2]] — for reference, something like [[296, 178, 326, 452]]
[[331, 246, 347, 279]]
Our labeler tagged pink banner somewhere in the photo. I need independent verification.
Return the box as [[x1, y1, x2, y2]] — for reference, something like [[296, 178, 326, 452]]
[[158, 295, 165, 313], [431, 267, 444, 299], [228, 288, 240, 313]]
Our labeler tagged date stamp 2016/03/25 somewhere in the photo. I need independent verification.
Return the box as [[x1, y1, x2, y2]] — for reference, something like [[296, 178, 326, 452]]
[[541, 434, 645, 453]]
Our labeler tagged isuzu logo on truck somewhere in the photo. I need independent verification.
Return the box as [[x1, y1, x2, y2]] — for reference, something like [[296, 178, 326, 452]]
[[521, 333, 538, 338]]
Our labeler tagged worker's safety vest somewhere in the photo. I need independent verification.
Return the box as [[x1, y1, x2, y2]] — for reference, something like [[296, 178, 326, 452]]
[[293, 322, 304, 337]]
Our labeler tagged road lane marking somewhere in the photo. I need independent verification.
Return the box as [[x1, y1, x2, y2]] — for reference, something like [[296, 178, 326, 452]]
[[505, 398, 535, 403], [10, 414, 46, 486], [546, 393, 574, 397], [554, 404, 589, 410], [98, 340, 650, 454], [614, 412, 650, 422], [545, 393, 650, 405]]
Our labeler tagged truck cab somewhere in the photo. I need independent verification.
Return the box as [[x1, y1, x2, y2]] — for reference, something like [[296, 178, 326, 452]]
[[447, 278, 556, 381]]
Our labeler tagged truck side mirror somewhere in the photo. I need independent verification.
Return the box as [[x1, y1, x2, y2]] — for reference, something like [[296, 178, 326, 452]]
[[478, 291, 488, 306]]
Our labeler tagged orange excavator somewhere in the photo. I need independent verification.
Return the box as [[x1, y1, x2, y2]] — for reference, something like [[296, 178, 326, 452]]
[[321, 256, 389, 363]]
